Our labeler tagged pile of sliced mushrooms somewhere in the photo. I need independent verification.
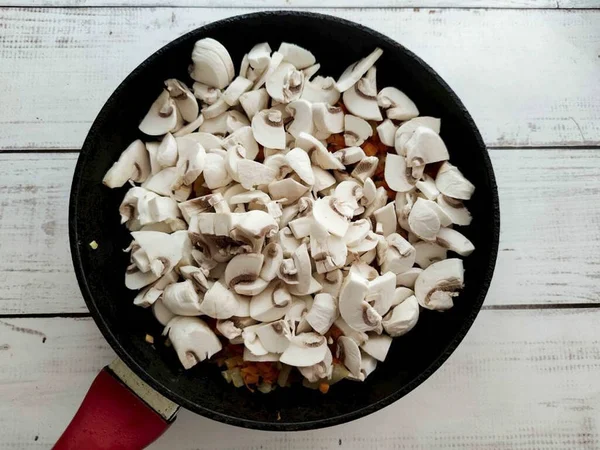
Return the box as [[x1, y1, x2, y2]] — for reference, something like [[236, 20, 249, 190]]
[[103, 38, 475, 392]]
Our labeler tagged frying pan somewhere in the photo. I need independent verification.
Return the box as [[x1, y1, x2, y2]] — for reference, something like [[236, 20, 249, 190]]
[[58, 11, 499, 449]]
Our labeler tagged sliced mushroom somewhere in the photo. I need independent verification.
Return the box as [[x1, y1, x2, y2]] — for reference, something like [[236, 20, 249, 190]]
[[376, 119, 398, 147], [342, 67, 383, 121], [200, 279, 240, 319], [343, 219, 372, 247], [242, 324, 269, 356], [313, 103, 344, 134], [233, 159, 275, 190], [222, 126, 259, 160], [435, 162, 475, 200], [165, 78, 199, 123], [366, 271, 396, 316], [377, 87, 418, 121], [395, 268, 422, 289], [190, 38, 234, 89], [103, 140, 151, 188], [139, 90, 179, 136], [280, 332, 328, 367], [335, 47, 383, 93], [248, 42, 272, 70], [151, 298, 175, 326], [360, 334, 392, 362], [277, 227, 302, 257], [133, 285, 162, 308], [301, 76, 340, 105], [224, 253, 265, 292], [405, 127, 449, 176], [222, 76, 253, 106], [314, 269, 343, 298], [165, 316, 222, 369], [185, 131, 223, 150], [384, 153, 418, 193], [437, 195, 472, 226], [268, 178, 309, 205], [192, 82, 220, 105], [286, 99, 314, 139], [131, 231, 183, 277], [333, 317, 368, 346], [255, 319, 292, 353], [278, 42, 316, 70], [414, 241, 448, 269], [373, 202, 397, 237], [415, 258, 464, 311], [230, 210, 279, 252], [250, 281, 293, 322], [239, 88, 269, 120], [337, 336, 362, 378], [299, 347, 333, 383], [162, 279, 202, 315], [285, 147, 315, 185], [381, 232, 416, 275], [252, 51, 284, 90], [267, 62, 305, 104], [260, 242, 284, 282], [383, 295, 419, 337], [333, 147, 366, 166], [312, 166, 336, 194], [408, 198, 441, 241], [436, 227, 475, 256], [313, 196, 351, 237], [176, 137, 206, 185], [179, 266, 210, 293], [156, 133, 178, 168], [347, 231, 379, 255], [251, 109, 286, 150], [310, 221, 348, 274], [303, 63, 320, 79], [344, 115, 373, 147], [361, 178, 377, 207], [203, 152, 232, 189], [339, 271, 382, 333]]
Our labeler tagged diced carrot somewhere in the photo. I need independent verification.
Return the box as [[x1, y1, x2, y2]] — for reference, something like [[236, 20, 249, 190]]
[[328, 325, 344, 341], [319, 383, 330, 394], [362, 142, 378, 157]]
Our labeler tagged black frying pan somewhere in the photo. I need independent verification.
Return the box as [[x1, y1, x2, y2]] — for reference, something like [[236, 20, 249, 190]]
[[66, 10, 499, 440]]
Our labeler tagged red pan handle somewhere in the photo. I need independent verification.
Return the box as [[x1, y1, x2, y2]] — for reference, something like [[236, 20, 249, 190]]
[[53, 367, 174, 450]]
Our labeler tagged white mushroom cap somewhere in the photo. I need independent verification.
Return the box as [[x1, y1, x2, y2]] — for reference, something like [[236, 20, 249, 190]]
[[409, 198, 441, 241], [176, 137, 206, 185], [414, 241, 448, 269], [133, 285, 162, 308], [131, 230, 183, 277], [333, 147, 366, 166], [241, 324, 269, 356], [312, 166, 336, 194], [285, 147, 315, 185], [236, 159, 277, 190], [339, 271, 382, 333], [334, 180, 363, 212], [437, 195, 472, 226], [103, 140, 151, 188], [342, 67, 383, 121], [239, 88, 269, 120], [335, 47, 383, 93], [250, 280, 293, 322], [222, 126, 259, 160], [278, 42, 316, 70], [222, 76, 253, 106], [405, 126, 449, 172], [151, 298, 175, 326], [164, 316, 222, 369], [384, 153, 418, 193], [280, 332, 328, 367], [162, 279, 202, 315], [260, 242, 284, 282], [344, 114, 373, 147], [436, 227, 475, 256], [224, 253, 265, 290], [313, 196, 351, 237], [165, 78, 199, 123], [347, 231, 378, 254], [230, 210, 279, 252], [314, 269, 343, 298], [361, 177, 377, 206], [381, 232, 416, 275], [389, 286, 415, 308], [190, 38, 234, 89], [360, 334, 392, 362], [351, 156, 378, 183], [139, 90, 179, 136], [179, 265, 210, 293], [415, 258, 464, 311], [395, 116, 442, 156], [333, 317, 368, 346], [264, 154, 293, 180], [343, 218, 371, 247], [203, 152, 232, 189], [156, 133, 178, 168], [301, 76, 340, 105], [376, 119, 398, 147], [395, 268, 422, 289], [336, 335, 362, 378], [383, 295, 420, 337], [288, 275, 322, 296], [286, 99, 314, 139], [255, 319, 292, 353], [192, 82, 221, 105], [248, 42, 272, 70], [251, 109, 286, 150], [377, 87, 419, 121], [435, 162, 475, 200], [299, 347, 333, 383], [200, 279, 240, 319], [313, 103, 344, 134], [295, 132, 344, 171], [184, 131, 223, 150], [125, 265, 160, 290], [373, 202, 397, 237], [252, 51, 284, 90], [267, 62, 305, 104], [366, 271, 396, 316]]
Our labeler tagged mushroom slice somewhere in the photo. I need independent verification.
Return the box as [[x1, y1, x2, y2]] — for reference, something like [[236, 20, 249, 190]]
[[131, 231, 183, 277], [230, 210, 279, 252], [313, 103, 344, 134], [360, 186, 388, 220], [165, 316, 222, 369], [229, 190, 270, 205], [255, 320, 292, 353], [415, 174, 440, 201], [342, 67, 383, 121], [200, 279, 240, 319], [203, 152, 232, 189], [334, 317, 369, 346], [176, 137, 206, 185], [394, 116, 442, 154], [234, 278, 270, 297], [437, 195, 472, 226], [334, 180, 363, 212], [222, 126, 259, 160], [360, 334, 392, 362], [236, 159, 277, 190], [337, 336, 362, 378], [344, 115, 373, 147], [361, 178, 377, 206], [405, 127, 449, 174], [289, 216, 315, 239], [224, 144, 246, 182], [301, 76, 341, 105], [216, 319, 243, 341], [251, 109, 286, 150], [396, 268, 423, 289], [133, 285, 162, 308], [280, 332, 328, 367], [285, 147, 315, 185], [390, 286, 415, 308], [339, 271, 382, 333], [310, 221, 348, 274], [343, 219, 371, 247], [242, 324, 269, 356], [179, 266, 210, 293], [409, 198, 441, 241], [314, 269, 343, 298], [268, 178, 309, 206], [347, 231, 378, 254], [119, 186, 148, 224], [351, 156, 378, 184], [226, 110, 250, 133], [286, 100, 314, 139], [383, 295, 419, 337], [222, 76, 253, 106], [366, 271, 396, 316], [381, 233, 416, 275], [415, 258, 464, 311], [239, 88, 269, 120], [436, 227, 475, 257], [224, 253, 265, 291], [103, 140, 151, 188], [304, 293, 338, 335], [250, 281, 293, 322], [333, 147, 366, 166], [261, 242, 284, 282], [190, 38, 234, 89], [435, 162, 475, 200], [377, 87, 419, 121], [253, 51, 284, 90], [243, 349, 280, 362], [288, 276, 322, 296], [335, 47, 383, 93], [264, 154, 293, 180], [267, 62, 305, 104], [165, 79, 199, 123], [178, 193, 228, 222], [152, 298, 175, 326], [279, 243, 313, 294], [414, 241, 448, 269], [312, 166, 336, 194], [162, 280, 202, 315], [278, 42, 316, 69], [125, 265, 160, 290], [139, 90, 179, 136], [373, 202, 397, 237], [156, 133, 178, 168], [299, 347, 333, 383], [313, 196, 350, 237], [192, 82, 221, 105], [185, 131, 223, 150], [384, 153, 418, 193], [277, 227, 302, 257], [376, 119, 398, 147], [248, 42, 272, 70], [303, 63, 320, 79]]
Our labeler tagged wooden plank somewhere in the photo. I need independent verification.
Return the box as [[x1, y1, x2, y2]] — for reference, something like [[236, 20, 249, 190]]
[[0, 8, 599, 150], [2, 0, 599, 8], [1, 149, 599, 314], [1, 310, 599, 448]]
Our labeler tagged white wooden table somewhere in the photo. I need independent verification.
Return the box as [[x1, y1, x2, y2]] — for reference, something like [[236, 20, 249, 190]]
[[1, 1, 600, 448]]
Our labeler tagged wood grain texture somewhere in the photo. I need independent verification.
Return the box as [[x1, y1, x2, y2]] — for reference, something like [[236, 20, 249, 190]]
[[0, 8, 599, 150], [1, 149, 599, 314], [1, 310, 599, 448]]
